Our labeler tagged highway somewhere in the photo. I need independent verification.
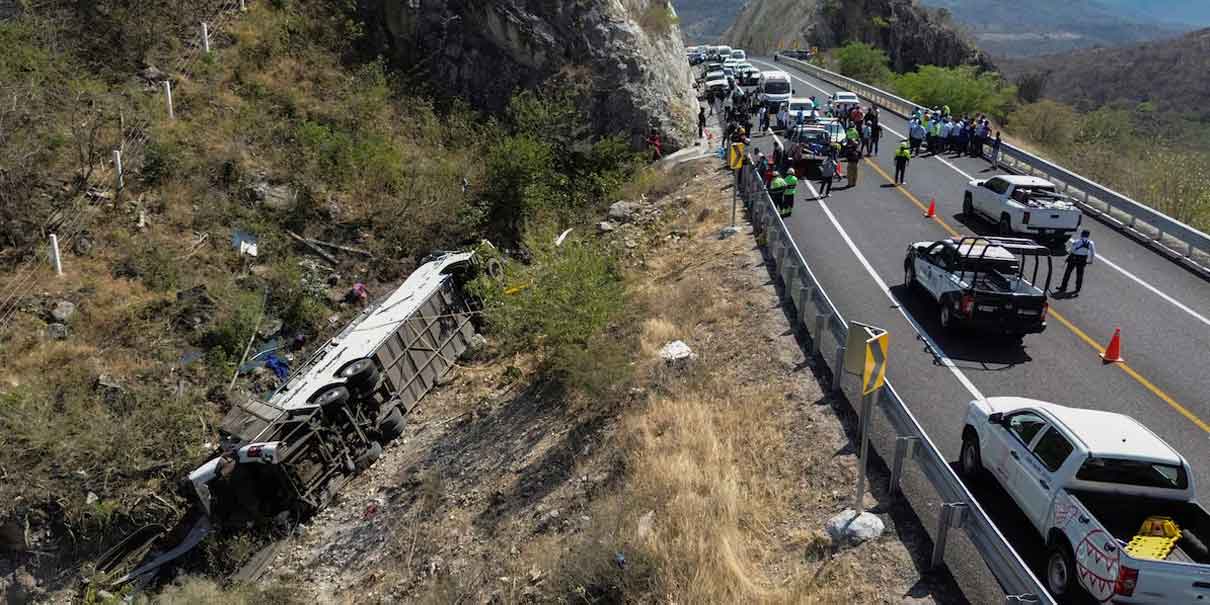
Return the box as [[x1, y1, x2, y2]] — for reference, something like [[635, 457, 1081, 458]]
[[741, 57, 1210, 600]]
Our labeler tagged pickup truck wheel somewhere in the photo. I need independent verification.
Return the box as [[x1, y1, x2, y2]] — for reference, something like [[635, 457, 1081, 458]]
[[904, 261, 916, 290], [998, 214, 1014, 236], [939, 297, 954, 331], [1046, 543, 1079, 600], [962, 193, 974, 217], [959, 436, 984, 480]]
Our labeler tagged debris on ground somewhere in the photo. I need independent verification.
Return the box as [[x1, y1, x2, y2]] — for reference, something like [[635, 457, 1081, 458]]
[[826, 509, 887, 546], [658, 340, 696, 367]]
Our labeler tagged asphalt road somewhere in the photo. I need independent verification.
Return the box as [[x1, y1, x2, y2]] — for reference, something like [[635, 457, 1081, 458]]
[[734, 57, 1210, 601]]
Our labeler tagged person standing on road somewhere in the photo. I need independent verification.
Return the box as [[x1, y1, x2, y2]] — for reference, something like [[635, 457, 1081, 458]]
[[909, 119, 926, 156], [698, 106, 707, 139], [769, 171, 787, 212], [757, 104, 768, 133], [991, 131, 1003, 169], [870, 121, 883, 155], [782, 168, 799, 217], [819, 152, 838, 198], [861, 122, 873, 157], [894, 140, 911, 185], [1056, 230, 1096, 295]]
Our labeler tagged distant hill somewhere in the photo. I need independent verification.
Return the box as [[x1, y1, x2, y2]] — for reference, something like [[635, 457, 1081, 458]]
[[1095, 1, 1210, 27], [671, 0, 746, 44], [919, 0, 1189, 57], [999, 28, 1210, 117]]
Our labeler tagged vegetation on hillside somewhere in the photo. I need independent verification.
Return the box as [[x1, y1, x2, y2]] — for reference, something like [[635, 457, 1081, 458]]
[[0, 0, 648, 588]]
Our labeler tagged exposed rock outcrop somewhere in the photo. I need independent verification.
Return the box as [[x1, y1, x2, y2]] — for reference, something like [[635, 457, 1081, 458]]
[[360, 0, 698, 150], [725, 0, 993, 72]]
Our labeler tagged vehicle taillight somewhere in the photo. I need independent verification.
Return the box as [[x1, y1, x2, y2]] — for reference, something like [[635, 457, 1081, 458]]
[[1040, 302, 1049, 320], [1022, 211, 1031, 225], [959, 294, 974, 317], [1115, 565, 1138, 596]]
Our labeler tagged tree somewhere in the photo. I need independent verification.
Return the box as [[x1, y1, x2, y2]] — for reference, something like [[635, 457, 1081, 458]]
[[835, 42, 891, 85], [1016, 70, 1051, 104], [893, 65, 1016, 121]]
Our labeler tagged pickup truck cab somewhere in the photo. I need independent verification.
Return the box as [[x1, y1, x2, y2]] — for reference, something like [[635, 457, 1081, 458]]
[[904, 236, 1052, 338], [962, 397, 1210, 603], [964, 175, 1083, 243]]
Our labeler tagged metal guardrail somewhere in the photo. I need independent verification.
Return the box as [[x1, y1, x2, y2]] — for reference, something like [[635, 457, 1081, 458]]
[[774, 55, 1210, 277], [736, 162, 1052, 604]]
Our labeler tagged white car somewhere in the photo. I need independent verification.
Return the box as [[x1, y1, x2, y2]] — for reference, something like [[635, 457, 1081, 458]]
[[962, 397, 1210, 603], [963, 175, 1082, 243], [830, 91, 860, 115], [787, 98, 818, 124]]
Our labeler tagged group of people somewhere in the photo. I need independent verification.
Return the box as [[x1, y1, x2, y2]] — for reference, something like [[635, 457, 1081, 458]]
[[906, 106, 1002, 162]]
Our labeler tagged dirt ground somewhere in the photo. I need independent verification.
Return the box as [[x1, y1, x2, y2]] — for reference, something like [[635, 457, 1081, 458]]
[[257, 157, 963, 604]]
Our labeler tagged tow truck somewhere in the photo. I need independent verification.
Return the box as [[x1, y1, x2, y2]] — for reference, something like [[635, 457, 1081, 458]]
[[104, 251, 485, 586], [962, 397, 1210, 603], [964, 175, 1083, 244], [904, 236, 1052, 339]]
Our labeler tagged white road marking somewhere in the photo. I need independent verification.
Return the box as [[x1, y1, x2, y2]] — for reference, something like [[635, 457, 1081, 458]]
[[791, 177, 986, 400], [754, 58, 1210, 330]]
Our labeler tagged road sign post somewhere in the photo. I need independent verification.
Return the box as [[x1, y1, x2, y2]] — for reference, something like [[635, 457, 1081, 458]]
[[844, 321, 888, 514]]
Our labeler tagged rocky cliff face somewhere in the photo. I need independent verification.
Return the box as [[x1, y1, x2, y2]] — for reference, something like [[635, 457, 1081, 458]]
[[360, 0, 697, 150], [725, 0, 992, 72]]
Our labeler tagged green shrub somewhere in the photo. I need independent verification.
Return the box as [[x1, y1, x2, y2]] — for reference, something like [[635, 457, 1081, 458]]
[[1007, 100, 1078, 147], [471, 227, 631, 396], [835, 42, 892, 85], [892, 65, 1016, 120]]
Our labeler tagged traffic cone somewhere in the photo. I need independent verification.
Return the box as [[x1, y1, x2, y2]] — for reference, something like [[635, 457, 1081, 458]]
[[1101, 328, 1124, 364], [925, 197, 937, 218]]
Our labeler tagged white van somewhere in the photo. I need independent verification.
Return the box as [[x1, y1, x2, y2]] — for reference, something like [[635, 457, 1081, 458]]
[[731, 49, 747, 61], [758, 71, 794, 110], [716, 46, 733, 61]]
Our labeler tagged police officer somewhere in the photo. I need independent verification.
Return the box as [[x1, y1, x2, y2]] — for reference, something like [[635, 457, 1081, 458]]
[[782, 168, 798, 217], [894, 140, 911, 185], [1056, 230, 1096, 295]]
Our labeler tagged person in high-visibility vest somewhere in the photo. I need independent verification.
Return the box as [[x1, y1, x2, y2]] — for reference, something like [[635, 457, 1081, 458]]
[[782, 168, 799, 217], [894, 140, 911, 185], [768, 172, 787, 212]]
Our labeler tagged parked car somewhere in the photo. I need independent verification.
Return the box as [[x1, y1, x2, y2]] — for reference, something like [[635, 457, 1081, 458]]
[[962, 397, 1210, 603], [829, 91, 860, 116]]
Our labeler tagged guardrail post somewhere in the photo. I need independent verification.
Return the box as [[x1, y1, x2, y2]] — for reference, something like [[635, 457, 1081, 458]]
[[853, 390, 876, 515], [113, 149, 124, 192], [930, 502, 967, 570], [812, 312, 828, 355], [49, 234, 63, 276], [889, 436, 920, 497], [832, 344, 846, 394]]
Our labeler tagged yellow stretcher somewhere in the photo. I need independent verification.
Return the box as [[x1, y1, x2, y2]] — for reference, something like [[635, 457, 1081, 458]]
[[1125, 516, 1182, 561]]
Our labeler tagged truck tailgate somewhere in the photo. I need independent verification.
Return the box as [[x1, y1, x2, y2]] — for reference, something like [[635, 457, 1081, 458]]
[[1024, 207, 1080, 231], [1128, 558, 1210, 603]]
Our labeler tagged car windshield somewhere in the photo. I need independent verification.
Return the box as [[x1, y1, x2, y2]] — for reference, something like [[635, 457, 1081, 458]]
[[1076, 457, 1189, 490], [765, 81, 790, 95]]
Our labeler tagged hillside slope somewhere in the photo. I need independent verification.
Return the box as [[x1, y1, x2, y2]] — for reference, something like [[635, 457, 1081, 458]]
[[726, 0, 990, 71], [999, 27, 1210, 116], [360, 0, 697, 149], [670, 0, 745, 44], [920, 0, 1187, 57]]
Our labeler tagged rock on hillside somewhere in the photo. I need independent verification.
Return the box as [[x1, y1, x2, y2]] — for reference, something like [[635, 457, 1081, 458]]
[[360, 0, 698, 150], [725, 0, 993, 72]]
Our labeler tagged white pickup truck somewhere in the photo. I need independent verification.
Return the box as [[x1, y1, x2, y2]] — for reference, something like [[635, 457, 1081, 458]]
[[963, 175, 1083, 243], [962, 397, 1210, 603]]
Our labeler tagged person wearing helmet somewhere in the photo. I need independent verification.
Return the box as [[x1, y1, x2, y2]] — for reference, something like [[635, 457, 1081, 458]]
[[894, 140, 911, 185], [782, 168, 799, 217], [768, 171, 787, 213]]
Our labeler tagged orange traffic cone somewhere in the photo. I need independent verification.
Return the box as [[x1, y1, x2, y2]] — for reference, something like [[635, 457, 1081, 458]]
[[1101, 328, 1124, 364], [925, 197, 936, 218]]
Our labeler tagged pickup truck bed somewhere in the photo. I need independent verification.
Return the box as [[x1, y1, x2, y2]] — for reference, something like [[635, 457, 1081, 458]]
[[1072, 490, 1210, 564]]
